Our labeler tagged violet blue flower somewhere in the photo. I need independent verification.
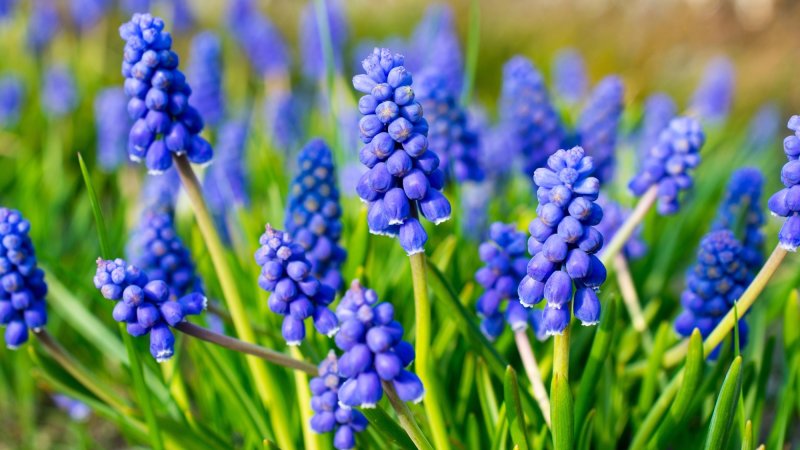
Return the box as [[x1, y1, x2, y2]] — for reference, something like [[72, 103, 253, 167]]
[[595, 195, 646, 260], [95, 88, 131, 171], [309, 351, 368, 450], [552, 49, 588, 104], [690, 56, 735, 123], [300, 0, 348, 81], [0, 76, 23, 128], [638, 93, 677, 161], [746, 102, 780, 150], [712, 168, 764, 277], [188, 32, 224, 128], [576, 76, 624, 183], [407, 4, 463, 94], [228, 0, 289, 78], [52, 394, 91, 421], [42, 66, 78, 119], [27, 0, 59, 54], [767, 115, 800, 251]]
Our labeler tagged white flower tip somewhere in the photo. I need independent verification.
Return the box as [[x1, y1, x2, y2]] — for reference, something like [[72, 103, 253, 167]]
[[388, 219, 404, 225], [779, 242, 798, 252], [33, 327, 42, 333], [325, 326, 340, 337], [432, 215, 452, 226], [148, 169, 165, 175], [580, 320, 600, 327], [201, 296, 209, 311], [520, 301, 535, 309], [6, 344, 18, 350], [411, 391, 426, 404], [286, 340, 302, 346], [547, 301, 564, 309], [360, 402, 377, 409], [405, 247, 425, 256], [510, 322, 528, 332], [155, 350, 174, 363], [129, 155, 142, 163], [545, 329, 564, 337]]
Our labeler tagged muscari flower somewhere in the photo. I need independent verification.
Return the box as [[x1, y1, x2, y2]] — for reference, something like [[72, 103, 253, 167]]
[[119, 13, 212, 174], [674, 230, 748, 357], [42, 66, 78, 119], [95, 88, 131, 171], [629, 117, 705, 215], [187, 32, 224, 128], [228, 0, 289, 78], [171, 0, 194, 33], [300, 0, 348, 81], [637, 93, 677, 160], [576, 76, 624, 184], [353, 48, 452, 255], [746, 102, 780, 150], [552, 48, 588, 104], [499, 56, 564, 177], [52, 394, 91, 422], [141, 167, 181, 210], [70, 0, 109, 31], [0, 208, 47, 349], [767, 115, 800, 251], [93, 257, 206, 362], [690, 56, 735, 123], [476, 223, 545, 341], [203, 117, 250, 239], [517, 147, 607, 335], [407, 4, 463, 94], [285, 139, 346, 291], [264, 90, 303, 152], [309, 351, 368, 450], [712, 168, 764, 276], [415, 69, 483, 183], [122, 0, 150, 14], [0, 0, 16, 20], [254, 225, 338, 345], [461, 181, 492, 240], [0, 75, 23, 128], [334, 280, 424, 408], [27, 0, 59, 54], [595, 195, 647, 260]]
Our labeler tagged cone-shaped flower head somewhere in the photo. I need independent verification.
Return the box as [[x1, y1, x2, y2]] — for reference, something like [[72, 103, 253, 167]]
[[746, 103, 780, 150], [171, 0, 194, 32], [187, 32, 224, 128], [415, 69, 483, 182], [300, 0, 348, 81], [674, 230, 748, 358], [0, 75, 23, 128], [263, 90, 303, 152], [595, 195, 646, 260], [93, 257, 206, 362], [629, 116, 705, 215], [309, 351, 368, 450], [638, 93, 677, 160], [334, 280, 424, 408], [228, 0, 289, 77], [286, 139, 347, 291], [126, 207, 202, 300], [690, 56, 735, 123], [712, 168, 764, 276], [0, 208, 47, 349], [42, 66, 78, 119], [254, 225, 338, 345], [476, 223, 545, 341], [517, 147, 607, 335], [119, 13, 212, 174], [95, 88, 131, 171], [70, 0, 109, 31], [552, 48, 587, 104], [353, 47, 452, 255], [577, 76, 624, 183], [767, 115, 800, 251], [499, 56, 564, 177], [27, 0, 59, 54], [407, 4, 463, 94]]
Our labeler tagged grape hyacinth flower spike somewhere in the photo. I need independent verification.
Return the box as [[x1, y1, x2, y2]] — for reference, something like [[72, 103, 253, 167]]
[[187, 32, 224, 128], [95, 88, 132, 171], [353, 47, 452, 255], [309, 351, 368, 450], [552, 48, 588, 104], [768, 115, 800, 251], [93, 258, 206, 362], [0, 76, 23, 128], [518, 146, 607, 335], [712, 168, 764, 276], [254, 225, 338, 345], [42, 66, 78, 119], [119, 13, 212, 174], [577, 76, 624, 183], [0, 208, 48, 349], [637, 93, 677, 161], [690, 56, 735, 123]]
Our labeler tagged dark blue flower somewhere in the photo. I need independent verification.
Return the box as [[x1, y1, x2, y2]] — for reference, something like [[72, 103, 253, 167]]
[[690, 56, 735, 123], [334, 280, 424, 408], [637, 93, 677, 161], [576, 76, 624, 183], [300, 0, 348, 81], [42, 66, 78, 119], [552, 49, 587, 104], [407, 4, 463, 94], [0, 75, 23, 128], [27, 0, 59, 54], [517, 147, 606, 336], [93, 257, 206, 362], [674, 230, 748, 358], [188, 32, 224, 128], [629, 116, 705, 215], [745, 102, 780, 150], [0, 0, 16, 20], [712, 168, 764, 277], [767, 115, 800, 251], [228, 0, 289, 78], [254, 225, 338, 345], [203, 117, 250, 239], [499, 56, 564, 177], [95, 88, 131, 171], [0, 208, 48, 349], [309, 351, 368, 450], [119, 13, 213, 174], [595, 195, 646, 260], [353, 48, 452, 255]]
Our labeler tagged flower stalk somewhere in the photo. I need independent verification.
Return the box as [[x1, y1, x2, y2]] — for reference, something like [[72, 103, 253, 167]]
[[551, 324, 573, 450], [514, 330, 551, 427], [613, 254, 652, 350], [382, 380, 435, 450], [600, 186, 658, 267]]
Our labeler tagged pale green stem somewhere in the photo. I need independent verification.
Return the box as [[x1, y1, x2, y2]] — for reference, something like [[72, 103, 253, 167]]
[[291, 347, 321, 450], [600, 186, 658, 267], [554, 326, 570, 379], [173, 154, 296, 450], [613, 253, 653, 351], [382, 380, 435, 450], [514, 330, 551, 427], [552, 325, 572, 449]]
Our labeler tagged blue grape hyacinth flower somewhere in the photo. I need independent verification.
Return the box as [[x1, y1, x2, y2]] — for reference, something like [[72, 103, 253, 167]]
[[674, 230, 749, 357], [712, 168, 764, 276], [93, 258, 206, 362], [576, 76, 624, 184], [70, 0, 109, 31], [0, 208, 48, 349], [407, 4, 463, 94], [768, 115, 800, 251], [228, 0, 289, 78], [203, 117, 250, 239], [552, 48, 588, 104], [690, 56, 735, 123], [42, 66, 78, 119], [746, 103, 780, 150], [0, 75, 23, 128], [334, 280, 424, 408], [188, 32, 224, 128], [353, 47, 452, 255], [300, 0, 348, 81], [476, 223, 545, 341], [119, 13, 213, 174], [52, 394, 91, 422], [309, 351, 368, 450], [286, 139, 346, 291], [95, 88, 131, 171], [595, 195, 647, 260], [27, 0, 59, 54], [263, 90, 303, 152], [629, 116, 705, 215], [517, 147, 607, 335], [254, 225, 338, 345], [637, 93, 677, 160], [499, 56, 564, 177]]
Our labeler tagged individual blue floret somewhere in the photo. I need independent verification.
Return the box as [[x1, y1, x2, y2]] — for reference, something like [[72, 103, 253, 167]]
[[767, 115, 800, 251], [712, 168, 764, 277], [309, 351, 368, 450]]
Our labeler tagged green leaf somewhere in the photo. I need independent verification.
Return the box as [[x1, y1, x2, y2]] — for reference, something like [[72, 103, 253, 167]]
[[476, 358, 499, 438], [551, 373, 574, 450], [361, 405, 417, 450], [636, 323, 671, 416], [466, 413, 481, 450], [576, 410, 596, 450], [765, 364, 797, 449], [343, 205, 369, 282], [504, 366, 530, 450], [703, 356, 743, 450], [491, 404, 509, 450], [575, 296, 617, 426], [741, 420, 754, 450], [77, 153, 111, 259], [121, 322, 166, 450]]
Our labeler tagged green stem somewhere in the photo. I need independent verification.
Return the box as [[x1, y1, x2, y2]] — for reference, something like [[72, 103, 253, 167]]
[[459, 0, 480, 106], [599, 186, 658, 267], [120, 323, 165, 450], [382, 381, 435, 450], [613, 254, 653, 351], [173, 154, 296, 450], [408, 252, 451, 450], [291, 347, 321, 450], [551, 325, 573, 450], [514, 330, 551, 427]]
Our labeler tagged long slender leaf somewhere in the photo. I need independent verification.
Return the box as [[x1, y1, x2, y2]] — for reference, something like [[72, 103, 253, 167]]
[[551, 373, 573, 450], [575, 297, 617, 426], [703, 356, 743, 450], [361, 405, 417, 450], [576, 410, 595, 450], [504, 366, 530, 450]]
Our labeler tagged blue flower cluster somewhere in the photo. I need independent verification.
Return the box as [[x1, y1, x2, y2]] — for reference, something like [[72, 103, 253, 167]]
[[42, 66, 78, 119], [254, 225, 338, 345], [203, 118, 250, 239], [690, 56, 735, 123], [674, 230, 748, 356], [712, 168, 764, 276], [595, 195, 647, 260], [746, 103, 780, 150], [188, 32, 224, 128], [286, 139, 346, 291], [577, 76, 624, 183], [0, 208, 47, 349], [408, 4, 463, 94], [309, 351, 368, 450], [95, 88, 130, 171], [353, 48, 451, 255], [27, 0, 59, 54], [476, 223, 544, 341], [0, 75, 23, 128], [415, 69, 484, 182], [517, 147, 607, 335], [499, 56, 564, 176], [334, 280, 424, 408], [70, 0, 108, 31], [300, 0, 348, 80], [629, 117, 705, 215], [768, 115, 800, 251], [637, 93, 677, 160], [93, 258, 206, 362], [264, 90, 303, 152], [228, 0, 289, 77], [119, 13, 212, 174], [552, 49, 587, 104]]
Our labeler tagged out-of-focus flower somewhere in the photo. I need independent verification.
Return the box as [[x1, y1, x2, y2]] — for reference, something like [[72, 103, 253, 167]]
[[188, 32, 224, 128], [309, 351, 368, 450], [690, 56, 735, 123], [0, 0, 16, 20], [300, 0, 348, 81], [0, 76, 23, 128], [42, 66, 78, 119], [517, 147, 606, 335], [595, 195, 646, 260], [0, 208, 48, 349], [407, 4, 462, 94], [141, 167, 181, 210], [70, 0, 109, 31], [461, 181, 492, 240], [52, 394, 91, 422], [263, 91, 303, 152], [285, 139, 346, 291], [171, 0, 194, 32], [638, 93, 677, 159], [93, 257, 206, 362], [552, 49, 588, 104], [334, 280, 424, 408], [95, 88, 131, 171], [27, 0, 59, 54], [353, 48, 451, 255], [203, 117, 250, 239], [767, 115, 800, 251], [712, 168, 764, 276], [228, 0, 289, 78], [122, 0, 150, 14], [745, 102, 780, 150], [629, 117, 705, 215], [254, 225, 338, 345], [576, 76, 624, 183]]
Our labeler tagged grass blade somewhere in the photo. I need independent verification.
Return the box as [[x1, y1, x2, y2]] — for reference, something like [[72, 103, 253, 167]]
[[460, 0, 480, 106], [361, 405, 417, 450], [576, 410, 595, 450], [575, 297, 617, 426], [504, 366, 531, 450], [77, 152, 111, 258], [551, 373, 574, 450], [703, 356, 743, 450]]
